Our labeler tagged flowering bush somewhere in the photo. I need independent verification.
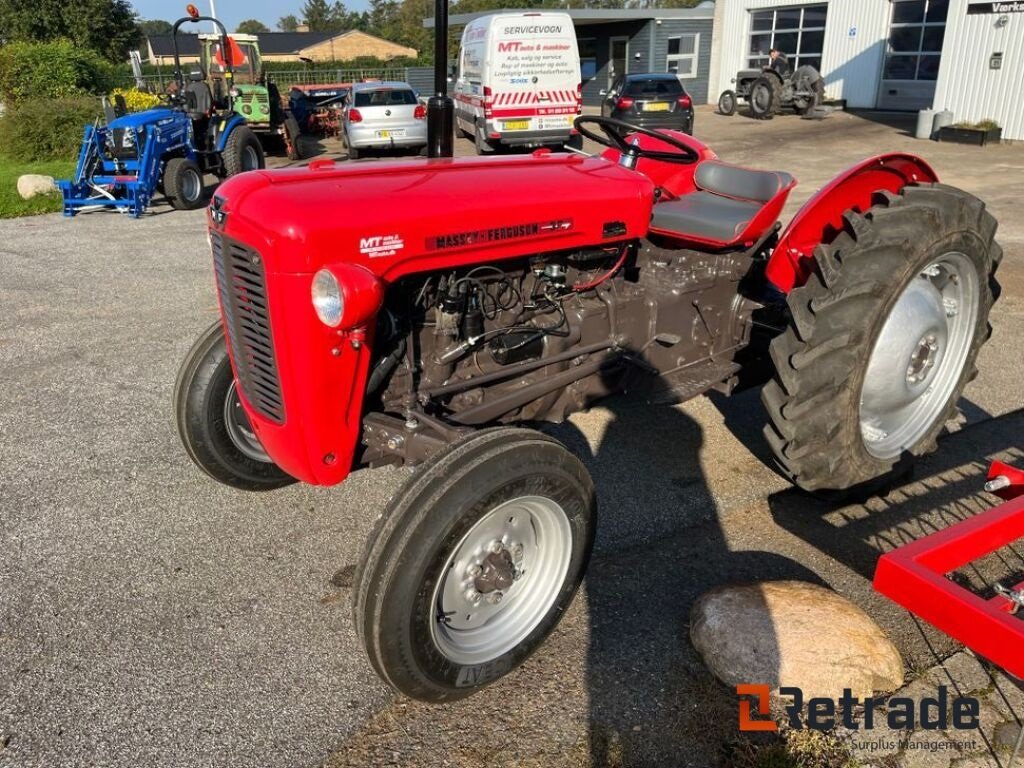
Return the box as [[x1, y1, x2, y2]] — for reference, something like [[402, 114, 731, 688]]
[[110, 88, 163, 113]]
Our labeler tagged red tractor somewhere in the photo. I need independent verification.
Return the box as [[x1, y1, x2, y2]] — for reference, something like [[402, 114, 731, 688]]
[[174, 115, 1001, 702]]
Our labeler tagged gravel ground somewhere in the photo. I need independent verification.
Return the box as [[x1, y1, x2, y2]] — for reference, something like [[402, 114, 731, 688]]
[[0, 106, 1022, 768]]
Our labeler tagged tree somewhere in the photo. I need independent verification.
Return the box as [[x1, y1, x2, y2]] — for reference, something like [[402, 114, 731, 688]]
[[277, 14, 300, 31], [236, 19, 270, 34], [301, 0, 335, 31], [0, 0, 140, 62], [139, 19, 173, 36]]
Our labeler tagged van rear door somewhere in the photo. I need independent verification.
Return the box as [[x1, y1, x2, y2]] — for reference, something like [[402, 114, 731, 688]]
[[488, 14, 580, 137]]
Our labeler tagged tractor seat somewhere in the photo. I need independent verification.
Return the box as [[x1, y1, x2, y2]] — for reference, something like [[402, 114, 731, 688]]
[[185, 78, 213, 121], [650, 161, 795, 246]]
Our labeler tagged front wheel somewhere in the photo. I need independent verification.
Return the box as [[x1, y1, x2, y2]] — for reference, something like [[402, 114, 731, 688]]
[[762, 184, 1001, 493], [718, 89, 737, 116], [353, 428, 596, 702], [174, 320, 295, 491], [163, 157, 205, 210]]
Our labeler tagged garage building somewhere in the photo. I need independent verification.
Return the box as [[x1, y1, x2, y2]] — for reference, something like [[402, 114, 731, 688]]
[[709, 0, 1024, 140]]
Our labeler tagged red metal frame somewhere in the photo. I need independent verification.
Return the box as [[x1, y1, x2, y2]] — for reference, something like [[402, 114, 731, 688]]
[[874, 467, 1024, 679]]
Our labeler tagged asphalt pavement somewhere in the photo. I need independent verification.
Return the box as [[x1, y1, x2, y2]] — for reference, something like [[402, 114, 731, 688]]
[[1, 107, 1022, 767]]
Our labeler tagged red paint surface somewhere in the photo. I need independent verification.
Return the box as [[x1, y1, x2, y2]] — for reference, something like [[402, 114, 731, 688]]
[[766, 153, 938, 291]]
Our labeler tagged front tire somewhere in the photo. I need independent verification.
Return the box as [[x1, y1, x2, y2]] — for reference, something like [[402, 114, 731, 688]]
[[163, 157, 205, 210], [283, 115, 303, 161], [222, 126, 265, 177], [762, 184, 1001, 493], [718, 90, 737, 116], [174, 320, 295, 491], [353, 428, 596, 702]]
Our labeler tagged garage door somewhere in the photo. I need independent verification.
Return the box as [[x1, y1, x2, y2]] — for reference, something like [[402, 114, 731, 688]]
[[878, 0, 949, 111]]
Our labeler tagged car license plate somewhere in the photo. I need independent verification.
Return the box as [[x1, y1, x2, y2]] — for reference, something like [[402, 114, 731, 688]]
[[375, 129, 405, 138], [503, 120, 530, 131], [644, 102, 670, 112]]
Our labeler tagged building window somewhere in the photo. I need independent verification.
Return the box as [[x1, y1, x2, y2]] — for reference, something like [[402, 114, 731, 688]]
[[578, 38, 597, 81], [748, 4, 828, 72], [883, 0, 948, 81], [666, 33, 699, 79]]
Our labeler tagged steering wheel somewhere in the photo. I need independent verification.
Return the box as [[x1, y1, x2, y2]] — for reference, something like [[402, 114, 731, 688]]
[[574, 115, 700, 165]]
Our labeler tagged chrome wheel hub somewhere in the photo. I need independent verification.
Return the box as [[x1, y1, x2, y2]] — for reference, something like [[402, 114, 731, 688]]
[[430, 496, 572, 665], [859, 253, 978, 460], [224, 380, 272, 463]]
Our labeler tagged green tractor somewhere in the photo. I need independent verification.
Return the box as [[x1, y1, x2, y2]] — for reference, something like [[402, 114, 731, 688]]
[[199, 33, 303, 160]]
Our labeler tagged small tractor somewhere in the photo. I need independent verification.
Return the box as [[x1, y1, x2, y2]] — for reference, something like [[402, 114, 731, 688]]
[[718, 64, 825, 119], [57, 7, 265, 218], [198, 33, 304, 160], [174, 7, 1002, 704]]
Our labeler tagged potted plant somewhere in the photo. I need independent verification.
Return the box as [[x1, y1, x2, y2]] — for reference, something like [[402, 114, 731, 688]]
[[938, 119, 1002, 146]]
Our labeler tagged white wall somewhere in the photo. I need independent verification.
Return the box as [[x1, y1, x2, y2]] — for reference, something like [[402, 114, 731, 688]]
[[710, 0, 892, 107], [934, 0, 1024, 141]]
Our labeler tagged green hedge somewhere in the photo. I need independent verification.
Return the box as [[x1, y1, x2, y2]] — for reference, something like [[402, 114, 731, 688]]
[[0, 95, 102, 162], [0, 40, 118, 104]]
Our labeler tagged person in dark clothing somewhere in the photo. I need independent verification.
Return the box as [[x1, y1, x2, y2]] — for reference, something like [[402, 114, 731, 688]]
[[767, 48, 791, 77]]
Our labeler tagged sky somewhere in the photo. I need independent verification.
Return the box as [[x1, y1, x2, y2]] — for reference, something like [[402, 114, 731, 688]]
[[129, 0, 371, 31]]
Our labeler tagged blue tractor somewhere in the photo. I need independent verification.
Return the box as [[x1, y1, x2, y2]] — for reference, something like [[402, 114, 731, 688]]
[[58, 7, 265, 218]]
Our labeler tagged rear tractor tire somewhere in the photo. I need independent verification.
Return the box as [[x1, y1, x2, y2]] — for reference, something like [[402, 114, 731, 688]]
[[762, 183, 1001, 493], [222, 126, 265, 177], [353, 428, 596, 702], [283, 116, 303, 161], [749, 76, 782, 120], [163, 157, 205, 210], [174, 320, 295, 491]]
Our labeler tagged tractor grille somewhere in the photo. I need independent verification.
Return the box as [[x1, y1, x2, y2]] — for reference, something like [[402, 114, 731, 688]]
[[210, 232, 285, 424]]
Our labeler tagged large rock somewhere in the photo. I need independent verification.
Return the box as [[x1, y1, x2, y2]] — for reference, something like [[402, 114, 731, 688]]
[[690, 580, 903, 699], [17, 174, 57, 200]]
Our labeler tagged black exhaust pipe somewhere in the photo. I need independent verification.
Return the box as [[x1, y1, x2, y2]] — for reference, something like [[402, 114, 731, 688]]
[[426, 0, 454, 158]]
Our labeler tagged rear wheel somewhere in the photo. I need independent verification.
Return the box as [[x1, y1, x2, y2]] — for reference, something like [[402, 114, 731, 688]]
[[718, 90, 737, 116], [749, 76, 781, 120], [762, 184, 1001, 493], [222, 126, 265, 177], [163, 157, 204, 210], [283, 116, 303, 161], [354, 428, 595, 702], [174, 320, 295, 491]]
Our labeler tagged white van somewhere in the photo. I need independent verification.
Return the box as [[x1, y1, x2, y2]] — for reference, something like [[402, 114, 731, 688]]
[[454, 12, 582, 154]]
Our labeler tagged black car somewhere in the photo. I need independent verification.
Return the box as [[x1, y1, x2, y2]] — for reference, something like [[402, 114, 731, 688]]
[[600, 73, 694, 134]]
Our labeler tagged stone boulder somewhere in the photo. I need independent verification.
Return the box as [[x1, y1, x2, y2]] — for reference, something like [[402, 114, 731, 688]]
[[690, 580, 904, 699], [17, 174, 57, 200]]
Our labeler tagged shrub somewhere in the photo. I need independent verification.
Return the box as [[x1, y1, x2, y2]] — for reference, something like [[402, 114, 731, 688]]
[[0, 40, 115, 104], [0, 95, 102, 162], [110, 87, 162, 112]]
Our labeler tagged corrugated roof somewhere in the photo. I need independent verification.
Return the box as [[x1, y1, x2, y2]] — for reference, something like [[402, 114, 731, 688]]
[[147, 31, 337, 57]]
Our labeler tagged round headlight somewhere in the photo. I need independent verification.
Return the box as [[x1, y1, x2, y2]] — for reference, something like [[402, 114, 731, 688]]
[[312, 269, 344, 327]]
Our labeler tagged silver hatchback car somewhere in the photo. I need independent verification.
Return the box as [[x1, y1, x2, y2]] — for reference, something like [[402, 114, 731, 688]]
[[343, 82, 428, 159]]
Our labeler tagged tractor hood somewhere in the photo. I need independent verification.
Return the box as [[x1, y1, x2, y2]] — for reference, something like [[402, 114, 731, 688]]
[[108, 107, 179, 130], [210, 153, 656, 281]]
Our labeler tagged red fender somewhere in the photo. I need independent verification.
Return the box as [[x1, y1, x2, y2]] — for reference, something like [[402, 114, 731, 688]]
[[766, 153, 939, 292]]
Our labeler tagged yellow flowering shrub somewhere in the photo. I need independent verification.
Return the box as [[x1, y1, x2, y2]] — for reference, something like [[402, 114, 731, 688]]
[[110, 88, 162, 113]]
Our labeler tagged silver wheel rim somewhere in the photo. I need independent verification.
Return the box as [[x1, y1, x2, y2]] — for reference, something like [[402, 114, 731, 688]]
[[224, 380, 272, 463], [429, 495, 573, 666], [181, 169, 201, 202], [242, 145, 259, 171], [859, 252, 978, 460]]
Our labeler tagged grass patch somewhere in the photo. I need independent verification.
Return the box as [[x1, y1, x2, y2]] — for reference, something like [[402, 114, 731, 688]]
[[0, 155, 74, 218]]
